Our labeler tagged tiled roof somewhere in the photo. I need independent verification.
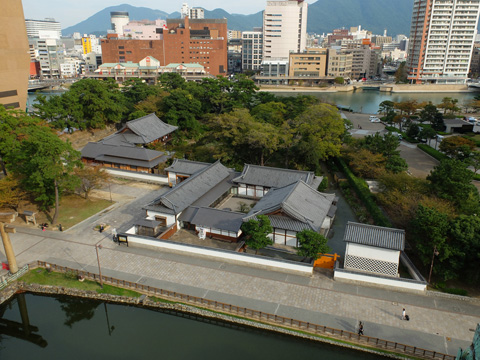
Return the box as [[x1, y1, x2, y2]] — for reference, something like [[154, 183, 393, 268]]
[[232, 164, 315, 188], [146, 161, 231, 214], [246, 180, 336, 232], [81, 142, 167, 168], [266, 215, 311, 232], [165, 159, 211, 176], [181, 207, 244, 233], [121, 113, 178, 144], [344, 222, 405, 251]]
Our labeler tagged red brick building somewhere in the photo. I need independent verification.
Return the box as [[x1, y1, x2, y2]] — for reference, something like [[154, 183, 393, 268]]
[[101, 17, 227, 76]]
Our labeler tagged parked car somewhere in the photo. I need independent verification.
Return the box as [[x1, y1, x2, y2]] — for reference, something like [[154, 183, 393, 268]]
[[370, 117, 381, 123], [389, 132, 403, 140]]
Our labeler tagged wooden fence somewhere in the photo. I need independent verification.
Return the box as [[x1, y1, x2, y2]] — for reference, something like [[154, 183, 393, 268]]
[[31, 261, 454, 360]]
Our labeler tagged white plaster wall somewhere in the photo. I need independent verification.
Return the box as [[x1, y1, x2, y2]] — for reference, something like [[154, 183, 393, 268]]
[[334, 270, 426, 292], [105, 169, 168, 184], [146, 210, 176, 226], [346, 243, 400, 263], [127, 235, 313, 275]]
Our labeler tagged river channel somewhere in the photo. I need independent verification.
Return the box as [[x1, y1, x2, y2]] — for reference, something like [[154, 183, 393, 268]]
[[272, 89, 479, 114], [0, 293, 387, 359]]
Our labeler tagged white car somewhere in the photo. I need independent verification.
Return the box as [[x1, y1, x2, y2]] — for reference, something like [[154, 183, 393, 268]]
[[370, 117, 381, 123]]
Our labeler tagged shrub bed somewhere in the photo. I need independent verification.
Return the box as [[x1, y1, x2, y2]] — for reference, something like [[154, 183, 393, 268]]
[[335, 158, 391, 227], [417, 144, 448, 161]]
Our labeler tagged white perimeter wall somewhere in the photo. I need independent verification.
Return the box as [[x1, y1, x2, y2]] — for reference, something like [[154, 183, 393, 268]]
[[127, 235, 313, 276], [346, 243, 400, 263], [334, 269, 426, 292], [105, 169, 168, 184]]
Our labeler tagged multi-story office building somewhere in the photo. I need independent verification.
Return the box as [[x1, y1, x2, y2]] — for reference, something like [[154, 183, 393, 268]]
[[29, 38, 65, 78], [242, 30, 263, 71], [288, 48, 327, 77], [101, 17, 227, 76], [345, 42, 380, 79], [327, 49, 353, 79], [25, 18, 61, 39], [228, 30, 242, 40], [407, 0, 480, 84], [263, 0, 308, 60], [1, 0, 30, 110], [181, 3, 205, 19], [110, 11, 129, 36]]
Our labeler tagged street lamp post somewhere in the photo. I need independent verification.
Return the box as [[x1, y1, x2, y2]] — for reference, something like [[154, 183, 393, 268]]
[[428, 245, 440, 284], [95, 244, 103, 288]]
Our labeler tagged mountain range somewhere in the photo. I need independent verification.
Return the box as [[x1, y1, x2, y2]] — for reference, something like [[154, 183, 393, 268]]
[[62, 0, 414, 37]]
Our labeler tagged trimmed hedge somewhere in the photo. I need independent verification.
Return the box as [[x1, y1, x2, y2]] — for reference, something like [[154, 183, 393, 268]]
[[335, 158, 392, 227], [417, 144, 448, 161], [462, 135, 480, 147]]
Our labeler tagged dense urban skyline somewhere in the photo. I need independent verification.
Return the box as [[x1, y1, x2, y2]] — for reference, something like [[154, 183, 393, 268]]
[[21, 0, 317, 28]]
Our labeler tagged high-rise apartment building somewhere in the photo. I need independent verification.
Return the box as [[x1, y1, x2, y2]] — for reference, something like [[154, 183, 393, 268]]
[[1, 0, 30, 110], [25, 18, 61, 39], [407, 0, 480, 84], [242, 31, 263, 70], [262, 0, 308, 60]]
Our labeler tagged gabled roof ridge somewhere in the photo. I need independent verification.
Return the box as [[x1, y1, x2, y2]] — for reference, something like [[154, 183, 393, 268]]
[[242, 163, 314, 175]]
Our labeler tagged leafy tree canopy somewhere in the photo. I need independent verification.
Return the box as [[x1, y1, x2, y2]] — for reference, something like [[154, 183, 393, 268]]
[[241, 215, 273, 254], [296, 230, 331, 260]]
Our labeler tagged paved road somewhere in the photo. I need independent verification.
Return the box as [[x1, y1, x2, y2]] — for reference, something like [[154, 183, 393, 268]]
[[345, 112, 440, 178], [2, 223, 479, 355]]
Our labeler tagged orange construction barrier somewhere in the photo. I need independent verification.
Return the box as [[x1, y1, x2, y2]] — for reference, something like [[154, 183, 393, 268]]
[[313, 253, 340, 269]]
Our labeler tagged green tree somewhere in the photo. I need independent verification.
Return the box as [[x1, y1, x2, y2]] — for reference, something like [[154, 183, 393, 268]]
[[427, 159, 479, 214], [122, 78, 162, 110], [74, 166, 111, 199], [158, 72, 186, 90], [16, 128, 81, 223], [0, 176, 25, 210], [160, 89, 202, 135], [394, 62, 408, 83], [419, 103, 439, 124], [317, 177, 328, 192], [439, 136, 476, 161], [334, 77, 344, 84], [468, 151, 480, 174], [409, 205, 451, 279], [385, 155, 408, 174], [251, 102, 287, 127], [296, 230, 331, 261], [448, 215, 480, 283], [362, 132, 401, 158], [207, 109, 282, 166], [241, 215, 273, 254], [406, 123, 420, 139], [418, 127, 437, 146], [378, 100, 395, 117], [291, 103, 345, 171], [437, 97, 460, 114]]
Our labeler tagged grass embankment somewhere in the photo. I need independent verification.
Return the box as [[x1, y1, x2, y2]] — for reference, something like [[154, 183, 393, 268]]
[[21, 268, 141, 297]]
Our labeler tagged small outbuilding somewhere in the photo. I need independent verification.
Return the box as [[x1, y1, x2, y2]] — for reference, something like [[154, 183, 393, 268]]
[[343, 222, 405, 277]]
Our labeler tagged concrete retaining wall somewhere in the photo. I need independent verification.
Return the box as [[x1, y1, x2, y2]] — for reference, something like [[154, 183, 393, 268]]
[[389, 84, 469, 93], [126, 235, 313, 276], [105, 169, 168, 184]]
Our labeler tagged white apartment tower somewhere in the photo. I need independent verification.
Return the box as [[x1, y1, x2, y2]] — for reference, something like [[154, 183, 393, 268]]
[[407, 0, 480, 84], [110, 11, 129, 36], [242, 31, 263, 70], [262, 0, 308, 60]]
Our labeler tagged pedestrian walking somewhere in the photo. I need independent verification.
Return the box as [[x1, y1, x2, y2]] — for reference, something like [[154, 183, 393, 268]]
[[99, 224, 104, 233], [358, 321, 364, 335], [402, 308, 406, 320], [112, 228, 117, 242]]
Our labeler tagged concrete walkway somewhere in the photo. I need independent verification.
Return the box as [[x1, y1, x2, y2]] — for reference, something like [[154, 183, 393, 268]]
[[2, 224, 479, 356]]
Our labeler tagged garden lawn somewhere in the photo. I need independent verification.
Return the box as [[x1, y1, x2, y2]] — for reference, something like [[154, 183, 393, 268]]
[[53, 195, 112, 229]]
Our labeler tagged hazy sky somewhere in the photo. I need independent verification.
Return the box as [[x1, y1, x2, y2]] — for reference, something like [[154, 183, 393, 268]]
[[22, 0, 317, 28]]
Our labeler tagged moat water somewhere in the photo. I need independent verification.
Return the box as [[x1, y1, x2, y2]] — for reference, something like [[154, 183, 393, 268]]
[[0, 293, 387, 359]]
